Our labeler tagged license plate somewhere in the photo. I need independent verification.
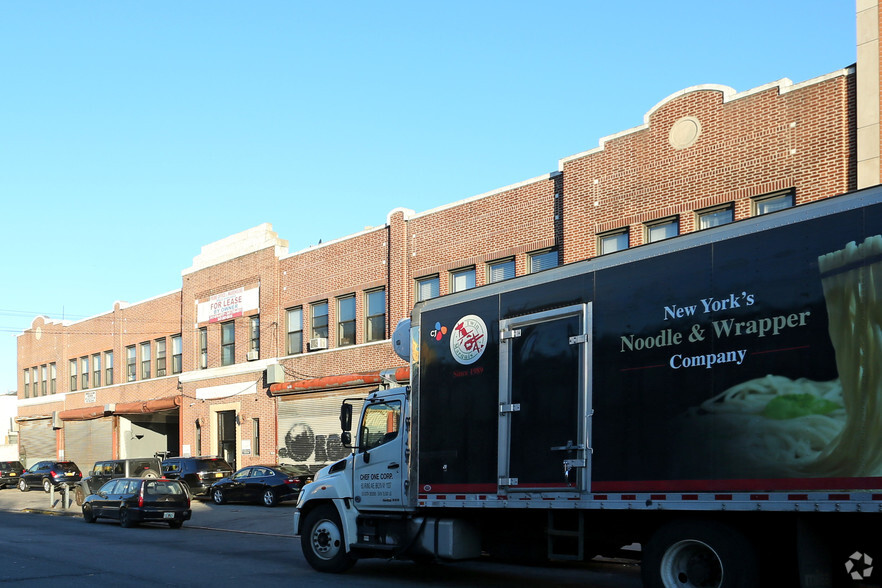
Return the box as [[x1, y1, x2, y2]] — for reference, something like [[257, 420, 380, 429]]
[[163, 512, 174, 519], [9, 473, 16, 477]]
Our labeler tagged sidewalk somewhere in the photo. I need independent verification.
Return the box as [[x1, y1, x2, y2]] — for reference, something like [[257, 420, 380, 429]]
[[0, 485, 297, 536]]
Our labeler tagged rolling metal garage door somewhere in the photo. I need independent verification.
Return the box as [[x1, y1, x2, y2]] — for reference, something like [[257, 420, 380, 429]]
[[64, 418, 112, 472], [277, 390, 367, 476], [18, 418, 56, 467]]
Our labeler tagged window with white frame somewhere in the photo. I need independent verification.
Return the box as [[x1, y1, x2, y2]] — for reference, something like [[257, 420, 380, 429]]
[[754, 191, 794, 215], [488, 258, 515, 283], [199, 327, 208, 369], [81, 356, 89, 389], [416, 275, 439, 302], [286, 307, 303, 355], [698, 204, 734, 229], [598, 229, 629, 255], [451, 267, 476, 292], [337, 295, 356, 347], [126, 346, 136, 382], [156, 337, 167, 377], [311, 301, 329, 342], [529, 249, 558, 273], [92, 354, 101, 388], [646, 217, 679, 243], [250, 317, 260, 355], [365, 289, 386, 342], [221, 321, 235, 366], [50, 362, 57, 394], [171, 335, 182, 374], [104, 352, 112, 386], [70, 359, 78, 391]]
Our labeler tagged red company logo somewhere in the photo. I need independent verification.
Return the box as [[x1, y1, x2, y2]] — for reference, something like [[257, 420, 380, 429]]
[[450, 315, 487, 365]]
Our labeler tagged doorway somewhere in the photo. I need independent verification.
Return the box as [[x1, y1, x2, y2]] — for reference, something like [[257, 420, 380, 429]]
[[217, 410, 237, 470]]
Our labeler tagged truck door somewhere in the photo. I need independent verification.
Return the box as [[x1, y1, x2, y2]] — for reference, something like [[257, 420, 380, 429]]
[[352, 394, 406, 511], [499, 303, 590, 491]]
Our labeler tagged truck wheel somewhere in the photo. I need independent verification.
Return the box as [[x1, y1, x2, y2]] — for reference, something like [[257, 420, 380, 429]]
[[301, 504, 356, 573], [642, 520, 758, 588]]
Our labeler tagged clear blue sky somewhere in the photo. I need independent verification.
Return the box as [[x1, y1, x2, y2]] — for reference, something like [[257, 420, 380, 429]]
[[0, 1, 855, 393]]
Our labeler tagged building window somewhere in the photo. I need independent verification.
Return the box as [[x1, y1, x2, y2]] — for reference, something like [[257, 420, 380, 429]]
[[286, 307, 303, 355], [195, 420, 202, 457], [416, 275, 440, 302], [81, 357, 89, 390], [126, 346, 136, 382], [311, 301, 329, 344], [33, 367, 40, 396], [529, 249, 559, 273], [250, 317, 260, 355], [337, 295, 356, 347], [698, 204, 734, 229], [599, 229, 629, 255], [365, 289, 386, 342], [171, 335, 182, 374], [156, 337, 167, 377], [70, 359, 78, 391], [41, 365, 47, 395], [140, 342, 151, 379], [646, 218, 679, 243], [23, 370, 29, 398], [488, 258, 515, 283], [104, 352, 113, 386], [754, 191, 794, 215], [221, 321, 235, 366], [451, 267, 476, 292], [252, 418, 260, 457], [199, 327, 208, 369], [50, 363, 56, 394], [92, 354, 101, 388]]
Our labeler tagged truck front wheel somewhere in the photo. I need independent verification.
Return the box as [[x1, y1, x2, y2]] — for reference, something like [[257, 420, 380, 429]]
[[300, 504, 356, 573], [642, 520, 758, 588]]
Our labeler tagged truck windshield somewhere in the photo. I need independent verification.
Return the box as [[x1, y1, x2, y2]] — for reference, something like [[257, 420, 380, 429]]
[[361, 400, 401, 450]]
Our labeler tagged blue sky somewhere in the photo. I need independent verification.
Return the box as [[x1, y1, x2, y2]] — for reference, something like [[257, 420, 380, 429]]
[[0, 1, 856, 393]]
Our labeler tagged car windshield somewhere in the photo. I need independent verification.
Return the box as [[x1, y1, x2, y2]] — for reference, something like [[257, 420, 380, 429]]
[[197, 459, 229, 471], [144, 481, 184, 496]]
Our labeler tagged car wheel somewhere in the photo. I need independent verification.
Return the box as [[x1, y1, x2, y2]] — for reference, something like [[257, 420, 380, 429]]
[[82, 504, 97, 523], [119, 507, 136, 528], [18, 479, 28, 492], [74, 486, 85, 506], [140, 469, 159, 479], [212, 488, 226, 505], [301, 504, 356, 573], [42, 479, 52, 493], [168, 520, 183, 529], [262, 488, 278, 507]]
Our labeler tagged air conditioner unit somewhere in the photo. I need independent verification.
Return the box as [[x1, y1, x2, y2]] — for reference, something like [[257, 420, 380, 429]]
[[246, 350, 259, 361], [309, 337, 328, 350]]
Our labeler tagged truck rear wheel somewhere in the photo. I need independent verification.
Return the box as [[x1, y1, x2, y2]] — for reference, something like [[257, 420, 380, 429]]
[[642, 520, 758, 588], [301, 504, 356, 573]]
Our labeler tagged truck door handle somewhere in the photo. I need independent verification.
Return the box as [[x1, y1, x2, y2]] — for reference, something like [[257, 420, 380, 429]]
[[388, 463, 400, 469]]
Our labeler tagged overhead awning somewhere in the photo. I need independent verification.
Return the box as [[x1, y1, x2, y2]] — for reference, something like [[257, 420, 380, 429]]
[[57, 406, 112, 421], [269, 367, 410, 396], [58, 395, 182, 421]]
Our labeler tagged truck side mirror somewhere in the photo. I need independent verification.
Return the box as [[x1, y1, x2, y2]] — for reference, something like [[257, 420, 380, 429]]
[[341, 431, 351, 447], [340, 403, 352, 431]]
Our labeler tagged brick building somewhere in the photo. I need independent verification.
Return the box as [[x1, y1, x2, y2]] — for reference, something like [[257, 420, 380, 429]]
[[15, 4, 882, 475]]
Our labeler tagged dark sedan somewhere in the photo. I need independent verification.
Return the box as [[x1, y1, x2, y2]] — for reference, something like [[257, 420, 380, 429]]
[[18, 461, 82, 492], [81, 478, 191, 528], [210, 464, 312, 507], [0, 461, 25, 489]]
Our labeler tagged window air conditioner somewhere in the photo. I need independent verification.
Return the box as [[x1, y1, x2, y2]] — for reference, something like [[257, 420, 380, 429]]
[[309, 337, 328, 350], [246, 350, 259, 361]]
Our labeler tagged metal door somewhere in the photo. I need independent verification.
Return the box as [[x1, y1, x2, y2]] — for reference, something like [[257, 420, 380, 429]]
[[498, 303, 591, 491]]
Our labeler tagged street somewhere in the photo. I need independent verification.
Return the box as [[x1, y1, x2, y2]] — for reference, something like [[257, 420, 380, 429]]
[[0, 494, 642, 587]]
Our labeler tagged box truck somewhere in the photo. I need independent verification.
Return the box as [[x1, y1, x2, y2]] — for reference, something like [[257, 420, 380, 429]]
[[293, 185, 882, 587]]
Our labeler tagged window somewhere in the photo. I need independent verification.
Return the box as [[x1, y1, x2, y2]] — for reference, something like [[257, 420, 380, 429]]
[[92, 354, 101, 388], [365, 289, 386, 342], [221, 321, 235, 366], [336, 296, 356, 347], [140, 342, 151, 379], [646, 218, 679, 243], [698, 204, 734, 229], [104, 352, 113, 386], [70, 359, 77, 391], [50, 363, 56, 394], [156, 338, 166, 377], [416, 275, 439, 302], [311, 301, 329, 341], [250, 317, 260, 354], [754, 191, 794, 215], [171, 335, 182, 374], [529, 249, 558, 273], [81, 357, 89, 389], [199, 327, 208, 369], [252, 418, 260, 457], [599, 229, 629, 255], [23, 370, 29, 398], [126, 346, 136, 382], [361, 400, 401, 449], [41, 365, 47, 395], [488, 258, 515, 283], [195, 420, 202, 457], [451, 267, 476, 292], [286, 307, 303, 355]]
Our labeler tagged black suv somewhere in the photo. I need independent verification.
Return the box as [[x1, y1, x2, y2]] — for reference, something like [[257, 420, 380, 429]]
[[75, 458, 163, 505], [0, 461, 25, 489], [18, 461, 82, 492], [161, 456, 233, 496]]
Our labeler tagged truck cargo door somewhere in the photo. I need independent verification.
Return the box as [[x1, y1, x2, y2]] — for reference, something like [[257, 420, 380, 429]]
[[499, 303, 590, 491]]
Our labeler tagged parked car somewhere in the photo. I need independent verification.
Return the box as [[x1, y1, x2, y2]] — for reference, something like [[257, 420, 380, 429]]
[[81, 477, 191, 528], [0, 461, 25, 489], [210, 464, 312, 507], [18, 461, 82, 492], [161, 456, 233, 496], [74, 458, 163, 505]]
